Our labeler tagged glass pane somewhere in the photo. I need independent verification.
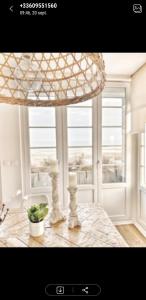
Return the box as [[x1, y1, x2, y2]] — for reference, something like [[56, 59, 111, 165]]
[[68, 148, 92, 169], [29, 128, 56, 147], [30, 148, 56, 169], [29, 107, 55, 127], [30, 148, 56, 188], [68, 107, 92, 127], [68, 148, 93, 184], [31, 172, 51, 188], [102, 147, 123, 164], [102, 108, 122, 126], [69, 99, 92, 107], [102, 98, 122, 107], [68, 128, 92, 146], [102, 128, 122, 146], [102, 165, 125, 183]]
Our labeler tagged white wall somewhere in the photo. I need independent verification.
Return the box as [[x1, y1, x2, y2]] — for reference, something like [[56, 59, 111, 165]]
[[0, 104, 22, 204], [131, 63, 146, 133]]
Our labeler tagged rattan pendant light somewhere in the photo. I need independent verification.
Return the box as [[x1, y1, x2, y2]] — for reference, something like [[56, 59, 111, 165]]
[[0, 53, 105, 106]]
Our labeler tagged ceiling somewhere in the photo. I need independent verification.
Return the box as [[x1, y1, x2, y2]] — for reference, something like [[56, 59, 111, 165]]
[[103, 53, 146, 77]]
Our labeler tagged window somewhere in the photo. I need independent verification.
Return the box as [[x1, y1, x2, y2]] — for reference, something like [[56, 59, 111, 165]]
[[28, 107, 56, 188], [67, 100, 93, 185], [102, 92, 126, 183], [24, 85, 127, 194]]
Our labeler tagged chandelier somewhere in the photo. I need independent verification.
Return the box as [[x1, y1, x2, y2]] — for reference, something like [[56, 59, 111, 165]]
[[0, 53, 105, 106]]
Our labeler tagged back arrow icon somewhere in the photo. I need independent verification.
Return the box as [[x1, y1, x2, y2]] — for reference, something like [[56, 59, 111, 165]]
[[10, 6, 13, 12]]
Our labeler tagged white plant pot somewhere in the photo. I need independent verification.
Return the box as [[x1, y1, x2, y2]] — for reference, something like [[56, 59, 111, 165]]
[[29, 220, 44, 237]]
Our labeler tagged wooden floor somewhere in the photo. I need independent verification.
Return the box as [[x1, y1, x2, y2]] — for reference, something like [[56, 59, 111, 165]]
[[116, 224, 146, 247]]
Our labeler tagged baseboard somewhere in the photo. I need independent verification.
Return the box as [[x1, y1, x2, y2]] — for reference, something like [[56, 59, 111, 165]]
[[113, 220, 133, 226], [134, 221, 146, 238]]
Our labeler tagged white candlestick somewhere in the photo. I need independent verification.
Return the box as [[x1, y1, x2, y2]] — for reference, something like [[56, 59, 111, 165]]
[[68, 186, 81, 229], [49, 160, 59, 173], [49, 169, 66, 225], [69, 172, 77, 187]]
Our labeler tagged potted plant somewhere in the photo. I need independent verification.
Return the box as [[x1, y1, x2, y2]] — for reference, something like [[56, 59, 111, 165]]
[[27, 203, 48, 237]]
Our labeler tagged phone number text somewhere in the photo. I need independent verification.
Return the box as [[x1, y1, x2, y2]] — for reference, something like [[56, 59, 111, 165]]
[[20, 3, 57, 9]]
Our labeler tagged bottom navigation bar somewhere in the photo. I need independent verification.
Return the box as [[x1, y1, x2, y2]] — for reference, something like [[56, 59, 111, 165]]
[[45, 284, 101, 296]]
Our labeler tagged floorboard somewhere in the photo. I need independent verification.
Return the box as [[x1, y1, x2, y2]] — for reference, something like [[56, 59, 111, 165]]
[[116, 224, 146, 247]]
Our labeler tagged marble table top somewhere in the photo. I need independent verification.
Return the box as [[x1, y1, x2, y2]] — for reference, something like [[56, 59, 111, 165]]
[[0, 204, 128, 247]]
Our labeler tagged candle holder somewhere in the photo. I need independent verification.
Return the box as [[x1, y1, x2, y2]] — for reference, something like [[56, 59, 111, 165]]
[[0, 204, 9, 224], [0, 204, 9, 238], [49, 171, 66, 225], [68, 186, 81, 229]]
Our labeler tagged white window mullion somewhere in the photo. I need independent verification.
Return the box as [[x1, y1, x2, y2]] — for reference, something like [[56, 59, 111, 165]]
[[20, 106, 31, 196], [96, 93, 103, 204], [56, 106, 65, 208], [92, 96, 98, 203]]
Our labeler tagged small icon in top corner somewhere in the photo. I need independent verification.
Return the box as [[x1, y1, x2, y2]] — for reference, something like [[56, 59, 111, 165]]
[[56, 286, 64, 295], [133, 4, 142, 13], [82, 286, 89, 294]]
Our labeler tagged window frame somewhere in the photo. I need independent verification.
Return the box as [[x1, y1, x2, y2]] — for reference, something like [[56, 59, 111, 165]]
[[28, 107, 57, 190], [66, 101, 93, 186], [61, 98, 98, 207], [101, 84, 128, 188], [20, 106, 58, 195]]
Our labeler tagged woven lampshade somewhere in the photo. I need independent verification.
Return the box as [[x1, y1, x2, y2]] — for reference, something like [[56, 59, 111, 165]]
[[0, 53, 105, 106]]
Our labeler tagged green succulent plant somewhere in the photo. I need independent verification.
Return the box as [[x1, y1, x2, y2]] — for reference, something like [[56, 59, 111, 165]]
[[27, 203, 48, 223]]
